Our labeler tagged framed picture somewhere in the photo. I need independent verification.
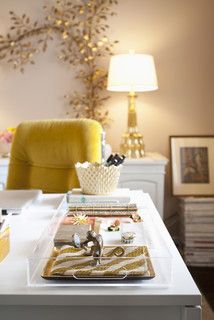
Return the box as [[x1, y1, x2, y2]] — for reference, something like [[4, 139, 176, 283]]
[[170, 136, 214, 196]]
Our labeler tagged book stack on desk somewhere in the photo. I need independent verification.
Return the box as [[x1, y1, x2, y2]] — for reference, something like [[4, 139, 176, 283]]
[[67, 188, 138, 217], [68, 203, 137, 217], [179, 197, 214, 266]]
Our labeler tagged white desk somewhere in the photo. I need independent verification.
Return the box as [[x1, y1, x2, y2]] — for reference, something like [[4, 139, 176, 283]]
[[0, 192, 201, 320]]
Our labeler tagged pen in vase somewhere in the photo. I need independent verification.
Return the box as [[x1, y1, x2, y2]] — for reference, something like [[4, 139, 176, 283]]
[[105, 154, 126, 167]]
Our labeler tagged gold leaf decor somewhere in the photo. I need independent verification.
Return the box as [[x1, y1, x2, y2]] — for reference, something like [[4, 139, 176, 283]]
[[0, 0, 118, 127]]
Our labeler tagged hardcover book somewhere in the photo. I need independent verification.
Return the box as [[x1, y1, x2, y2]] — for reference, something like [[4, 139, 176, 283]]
[[67, 188, 131, 204]]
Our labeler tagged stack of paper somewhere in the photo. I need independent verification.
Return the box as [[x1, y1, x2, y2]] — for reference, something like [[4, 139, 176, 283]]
[[179, 197, 214, 266]]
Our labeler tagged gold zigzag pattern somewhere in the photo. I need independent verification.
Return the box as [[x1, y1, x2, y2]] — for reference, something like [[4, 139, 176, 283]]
[[51, 246, 147, 276]]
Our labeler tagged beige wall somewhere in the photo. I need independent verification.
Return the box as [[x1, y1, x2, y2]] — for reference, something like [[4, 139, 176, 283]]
[[0, 0, 214, 220]]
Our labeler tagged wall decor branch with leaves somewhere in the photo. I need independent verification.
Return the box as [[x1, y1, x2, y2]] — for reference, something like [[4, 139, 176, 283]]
[[0, 0, 118, 126]]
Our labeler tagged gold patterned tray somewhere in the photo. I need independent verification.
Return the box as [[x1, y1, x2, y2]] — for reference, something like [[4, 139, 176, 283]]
[[42, 245, 155, 280]]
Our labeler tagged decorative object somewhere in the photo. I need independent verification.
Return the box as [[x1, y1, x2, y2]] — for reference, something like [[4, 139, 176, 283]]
[[70, 213, 89, 225], [75, 162, 122, 195], [0, 0, 118, 126], [0, 127, 15, 144], [170, 136, 214, 196], [72, 230, 104, 265], [112, 246, 125, 257], [81, 230, 103, 265], [107, 51, 158, 158], [121, 220, 136, 242], [121, 231, 136, 244], [131, 213, 142, 222], [107, 219, 120, 231], [72, 234, 82, 249], [0, 127, 16, 158]]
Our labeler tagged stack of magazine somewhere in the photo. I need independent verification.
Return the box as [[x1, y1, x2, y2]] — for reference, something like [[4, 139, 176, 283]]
[[179, 197, 214, 266]]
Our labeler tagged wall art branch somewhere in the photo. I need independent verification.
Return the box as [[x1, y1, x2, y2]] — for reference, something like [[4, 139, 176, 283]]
[[0, 0, 118, 126]]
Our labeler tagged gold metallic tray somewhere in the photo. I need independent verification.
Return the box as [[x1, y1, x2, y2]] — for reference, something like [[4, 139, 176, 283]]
[[42, 245, 155, 280]]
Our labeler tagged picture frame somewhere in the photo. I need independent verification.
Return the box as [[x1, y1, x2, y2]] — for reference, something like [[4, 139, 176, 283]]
[[170, 136, 214, 196]]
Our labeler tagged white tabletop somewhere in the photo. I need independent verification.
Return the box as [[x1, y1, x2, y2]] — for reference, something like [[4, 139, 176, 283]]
[[0, 192, 200, 307]]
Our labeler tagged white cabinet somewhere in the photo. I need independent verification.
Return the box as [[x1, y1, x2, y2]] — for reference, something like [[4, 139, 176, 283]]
[[0, 153, 168, 218], [119, 153, 168, 218]]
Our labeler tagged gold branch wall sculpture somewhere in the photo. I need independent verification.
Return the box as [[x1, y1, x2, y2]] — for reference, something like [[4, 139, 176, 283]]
[[0, 0, 118, 126]]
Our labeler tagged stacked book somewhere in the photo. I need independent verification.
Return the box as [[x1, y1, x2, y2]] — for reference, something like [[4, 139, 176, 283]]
[[67, 188, 131, 204], [67, 188, 138, 217], [179, 197, 214, 266]]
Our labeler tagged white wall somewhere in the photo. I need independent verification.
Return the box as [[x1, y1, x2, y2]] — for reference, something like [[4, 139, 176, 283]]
[[0, 0, 214, 220]]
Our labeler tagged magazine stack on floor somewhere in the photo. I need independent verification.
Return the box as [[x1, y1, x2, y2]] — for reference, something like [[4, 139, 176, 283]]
[[179, 197, 214, 266]]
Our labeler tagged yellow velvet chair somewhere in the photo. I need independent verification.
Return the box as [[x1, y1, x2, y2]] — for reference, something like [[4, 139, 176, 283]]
[[6, 119, 102, 193]]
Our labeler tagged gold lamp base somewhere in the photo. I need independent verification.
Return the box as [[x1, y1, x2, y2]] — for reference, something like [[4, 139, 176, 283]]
[[120, 92, 145, 158], [120, 131, 145, 158]]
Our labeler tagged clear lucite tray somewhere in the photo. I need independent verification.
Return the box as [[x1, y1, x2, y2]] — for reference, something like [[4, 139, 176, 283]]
[[27, 197, 172, 287]]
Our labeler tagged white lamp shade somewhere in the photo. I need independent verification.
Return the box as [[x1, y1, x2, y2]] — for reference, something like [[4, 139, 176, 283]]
[[107, 53, 158, 92]]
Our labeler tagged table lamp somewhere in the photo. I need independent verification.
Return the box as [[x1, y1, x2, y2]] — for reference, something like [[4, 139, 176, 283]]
[[107, 52, 158, 158]]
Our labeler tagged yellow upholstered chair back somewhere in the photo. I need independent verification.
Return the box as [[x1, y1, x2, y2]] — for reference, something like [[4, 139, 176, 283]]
[[6, 119, 102, 193]]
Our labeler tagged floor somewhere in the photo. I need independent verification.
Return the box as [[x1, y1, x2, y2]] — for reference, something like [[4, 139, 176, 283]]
[[189, 267, 214, 319]]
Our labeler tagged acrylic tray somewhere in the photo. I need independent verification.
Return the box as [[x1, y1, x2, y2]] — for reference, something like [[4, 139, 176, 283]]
[[27, 198, 173, 287]]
